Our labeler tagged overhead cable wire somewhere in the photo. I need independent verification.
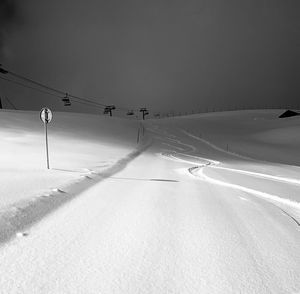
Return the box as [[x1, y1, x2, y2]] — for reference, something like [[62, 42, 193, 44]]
[[0, 76, 106, 110], [10, 71, 107, 108], [8, 70, 65, 95], [2, 67, 108, 109], [68, 93, 106, 107], [0, 75, 63, 99], [0, 65, 143, 114]]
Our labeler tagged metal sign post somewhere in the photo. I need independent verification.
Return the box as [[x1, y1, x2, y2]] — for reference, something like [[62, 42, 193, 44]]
[[40, 107, 53, 169]]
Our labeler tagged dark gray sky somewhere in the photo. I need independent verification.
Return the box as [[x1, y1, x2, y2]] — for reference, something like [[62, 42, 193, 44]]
[[0, 0, 299, 115]]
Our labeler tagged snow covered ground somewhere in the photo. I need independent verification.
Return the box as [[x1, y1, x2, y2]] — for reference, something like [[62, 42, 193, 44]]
[[0, 109, 139, 207], [0, 109, 299, 293]]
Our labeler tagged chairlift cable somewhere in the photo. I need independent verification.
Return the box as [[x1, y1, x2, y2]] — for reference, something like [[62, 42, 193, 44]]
[[0, 66, 145, 114], [0, 76, 106, 110]]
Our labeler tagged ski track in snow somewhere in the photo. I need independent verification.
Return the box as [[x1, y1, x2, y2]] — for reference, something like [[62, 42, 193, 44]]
[[181, 129, 256, 161], [0, 116, 299, 294], [212, 165, 300, 186], [153, 126, 300, 219], [191, 167, 300, 212], [149, 124, 300, 292]]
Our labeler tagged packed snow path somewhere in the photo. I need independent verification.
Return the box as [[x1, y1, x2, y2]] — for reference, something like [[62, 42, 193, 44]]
[[0, 124, 300, 293]]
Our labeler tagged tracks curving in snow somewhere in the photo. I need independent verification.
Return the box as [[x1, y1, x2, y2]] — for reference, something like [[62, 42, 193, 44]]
[[154, 126, 300, 225], [181, 129, 256, 161], [190, 166, 300, 211], [212, 165, 300, 186]]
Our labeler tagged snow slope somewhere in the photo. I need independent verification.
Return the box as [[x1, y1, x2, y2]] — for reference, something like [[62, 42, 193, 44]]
[[0, 109, 299, 293], [0, 109, 139, 207], [159, 109, 300, 166]]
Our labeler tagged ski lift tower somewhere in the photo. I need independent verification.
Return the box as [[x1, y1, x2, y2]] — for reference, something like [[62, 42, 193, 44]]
[[104, 105, 116, 117], [140, 108, 149, 120]]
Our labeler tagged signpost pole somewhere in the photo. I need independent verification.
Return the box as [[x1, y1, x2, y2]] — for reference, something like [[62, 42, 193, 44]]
[[40, 107, 52, 170], [45, 122, 50, 169]]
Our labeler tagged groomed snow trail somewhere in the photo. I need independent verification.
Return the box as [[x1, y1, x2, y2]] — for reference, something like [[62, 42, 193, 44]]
[[0, 124, 299, 293]]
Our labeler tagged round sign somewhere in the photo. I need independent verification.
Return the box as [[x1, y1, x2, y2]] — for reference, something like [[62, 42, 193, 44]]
[[40, 107, 53, 124]]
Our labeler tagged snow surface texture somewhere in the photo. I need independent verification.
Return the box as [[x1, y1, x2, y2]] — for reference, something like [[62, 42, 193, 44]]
[[0, 110, 139, 207], [0, 109, 299, 293]]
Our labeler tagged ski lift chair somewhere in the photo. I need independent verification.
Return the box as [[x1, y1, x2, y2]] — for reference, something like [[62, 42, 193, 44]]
[[62, 93, 71, 106]]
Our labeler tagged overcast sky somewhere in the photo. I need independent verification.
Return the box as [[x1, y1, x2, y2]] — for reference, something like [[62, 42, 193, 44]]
[[0, 0, 299, 115]]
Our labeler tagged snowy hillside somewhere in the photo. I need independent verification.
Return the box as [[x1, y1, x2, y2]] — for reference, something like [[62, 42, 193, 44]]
[[158, 109, 300, 165], [0, 109, 299, 293], [0, 109, 139, 207]]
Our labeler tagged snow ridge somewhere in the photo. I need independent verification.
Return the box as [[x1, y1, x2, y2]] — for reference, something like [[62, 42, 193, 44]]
[[0, 141, 150, 245]]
